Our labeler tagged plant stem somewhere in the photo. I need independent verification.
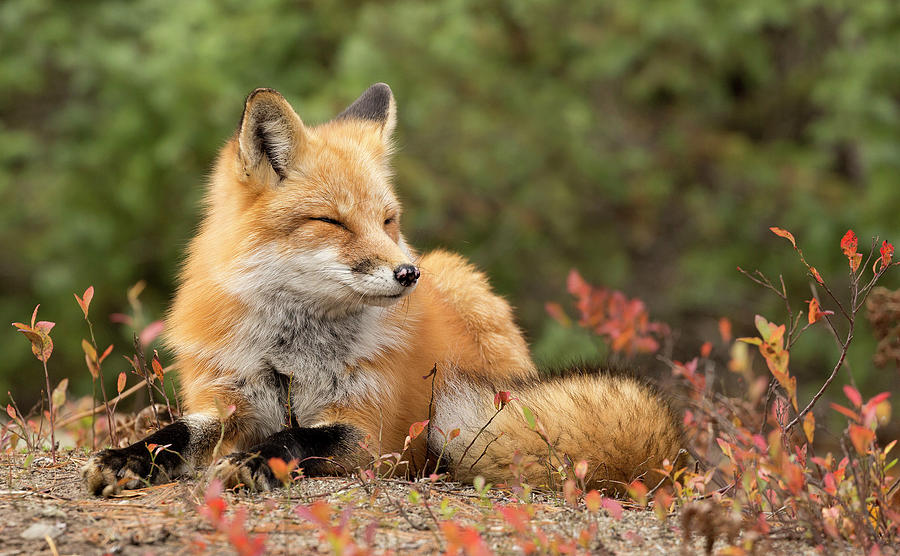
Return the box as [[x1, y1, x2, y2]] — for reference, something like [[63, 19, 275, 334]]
[[784, 327, 853, 432], [133, 334, 160, 429], [85, 316, 116, 446], [455, 408, 503, 476], [91, 379, 96, 450], [40, 349, 56, 464], [56, 381, 146, 428]]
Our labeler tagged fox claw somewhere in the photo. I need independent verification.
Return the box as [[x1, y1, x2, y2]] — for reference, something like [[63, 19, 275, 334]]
[[210, 453, 276, 491], [82, 448, 151, 497]]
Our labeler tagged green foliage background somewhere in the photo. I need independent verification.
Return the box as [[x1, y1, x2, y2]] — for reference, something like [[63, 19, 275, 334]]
[[1, 0, 898, 404]]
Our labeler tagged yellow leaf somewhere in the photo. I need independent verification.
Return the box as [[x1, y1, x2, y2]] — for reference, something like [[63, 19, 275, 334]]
[[769, 227, 797, 248], [803, 412, 815, 444], [81, 339, 97, 361]]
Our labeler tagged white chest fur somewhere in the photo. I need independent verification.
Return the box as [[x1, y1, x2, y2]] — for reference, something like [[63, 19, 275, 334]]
[[216, 295, 404, 434]]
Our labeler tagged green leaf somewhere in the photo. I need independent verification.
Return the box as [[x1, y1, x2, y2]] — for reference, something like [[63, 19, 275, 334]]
[[51, 378, 68, 408], [754, 315, 771, 342], [522, 405, 537, 430], [737, 337, 762, 346]]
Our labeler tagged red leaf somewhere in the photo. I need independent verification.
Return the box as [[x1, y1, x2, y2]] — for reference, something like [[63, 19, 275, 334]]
[[841, 230, 858, 257], [849, 424, 875, 455], [99, 344, 114, 364], [627, 480, 648, 505], [718, 317, 732, 343], [499, 504, 531, 532], [151, 350, 165, 383], [545, 302, 571, 327], [879, 241, 894, 271], [843, 385, 862, 407], [807, 298, 823, 324], [830, 402, 861, 422], [566, 269, 591, 298], [782, 457, 804, 495], [74, 286, 94, 319], [770, 227, 797, 248], [408, 420, 429, 440], [862, 392, 891, 427], [809, 267, 824, 284], [294, 500, 331, 527], [494, 390, 513, 410], [823, 472, 837, 495], [700, 342, 712, 358], [6, 404, 15, 420], [865, 392, 891, 408], [267, 457, 298, 482]]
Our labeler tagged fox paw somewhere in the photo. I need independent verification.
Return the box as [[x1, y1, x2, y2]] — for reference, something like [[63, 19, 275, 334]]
[[210, 453, 276, 491], [82, 448, 152, 497]]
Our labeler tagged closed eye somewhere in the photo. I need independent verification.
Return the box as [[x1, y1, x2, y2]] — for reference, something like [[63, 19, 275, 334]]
[[309, 216, 347, 229], [384, 216, 396, 226]]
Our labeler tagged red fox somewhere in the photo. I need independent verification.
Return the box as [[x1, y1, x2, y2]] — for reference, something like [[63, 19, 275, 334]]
[[83, 84, 682, 496]]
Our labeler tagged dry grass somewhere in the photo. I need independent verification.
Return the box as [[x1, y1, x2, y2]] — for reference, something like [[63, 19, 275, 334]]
[[0, 451, 852, 556]]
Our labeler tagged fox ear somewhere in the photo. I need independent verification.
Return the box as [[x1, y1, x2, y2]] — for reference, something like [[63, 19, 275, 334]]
[[335, 83, 397, 139], [238, 88, 305, 185]]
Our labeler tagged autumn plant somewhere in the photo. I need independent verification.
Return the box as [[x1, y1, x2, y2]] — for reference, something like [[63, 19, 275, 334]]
[[295, 500, 375, 555], [676, 228, 897, 550], [75, 286, 117, 447], [545, 227, 897, 551], [11, 305, 61, 462], [198, 479, 267, 556], [546, 269, 670, 357]]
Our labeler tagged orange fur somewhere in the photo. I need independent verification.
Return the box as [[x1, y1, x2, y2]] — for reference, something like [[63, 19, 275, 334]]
[[159, 84, 681, 491]]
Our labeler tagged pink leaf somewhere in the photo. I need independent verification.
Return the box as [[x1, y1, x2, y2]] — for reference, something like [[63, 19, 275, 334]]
[[843, 385, 862, 407], [74, 286, 94, 318], [408, 420, 429, 440], [139, 320, 164, 346], [601, 497, 624, 520]]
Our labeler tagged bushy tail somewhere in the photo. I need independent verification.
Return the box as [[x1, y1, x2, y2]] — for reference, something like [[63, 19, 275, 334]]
[[428, 370, 683, 494]]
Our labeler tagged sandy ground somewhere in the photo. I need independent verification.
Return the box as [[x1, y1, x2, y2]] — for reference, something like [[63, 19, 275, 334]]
[[0, 451, 853, 556]]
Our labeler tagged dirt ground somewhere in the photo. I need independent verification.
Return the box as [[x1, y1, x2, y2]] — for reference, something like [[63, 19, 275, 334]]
[[0, 452, 852, 556]]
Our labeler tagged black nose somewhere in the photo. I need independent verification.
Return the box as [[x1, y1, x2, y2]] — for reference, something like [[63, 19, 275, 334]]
[[393, 264, 420, 287]]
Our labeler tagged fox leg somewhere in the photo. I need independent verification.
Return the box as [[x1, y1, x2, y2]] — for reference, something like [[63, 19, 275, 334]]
[[210, 424, 364, 490], [82, 413, 222, 496]]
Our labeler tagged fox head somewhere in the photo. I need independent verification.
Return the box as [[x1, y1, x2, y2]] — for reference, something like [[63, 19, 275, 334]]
[[206, 84, 419, 315]]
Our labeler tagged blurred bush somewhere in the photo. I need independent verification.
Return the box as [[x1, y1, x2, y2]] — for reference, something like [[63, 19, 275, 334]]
[[1, 0, 898, 402]]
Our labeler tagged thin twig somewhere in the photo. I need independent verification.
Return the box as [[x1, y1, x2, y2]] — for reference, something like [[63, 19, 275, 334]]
[[467, 432, 504, 475], [454, 407, 503, 476], [133, 334, 159, 430], [56, 381, 147, 429], [784, 327, 853, 432], [39, 338, 56, 464]]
